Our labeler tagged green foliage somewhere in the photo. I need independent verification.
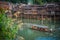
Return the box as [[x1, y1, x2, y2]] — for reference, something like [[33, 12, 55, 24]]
[[1, 0, 60, 4], [46, 0, 60, 2], [34, 0, 45, 5], [0, 8, 18, 40]]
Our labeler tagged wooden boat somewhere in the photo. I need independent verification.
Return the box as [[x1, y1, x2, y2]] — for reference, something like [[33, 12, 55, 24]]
[[24, 23, 54, 32], [30, 24, 54, 32], [31, 25, 49, 32]]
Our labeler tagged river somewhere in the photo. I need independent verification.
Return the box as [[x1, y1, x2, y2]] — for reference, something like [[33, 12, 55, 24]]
[[15, 18, 60, 40]]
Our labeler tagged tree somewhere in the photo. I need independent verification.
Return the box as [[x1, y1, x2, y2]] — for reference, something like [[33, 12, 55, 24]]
[[0, 0, 60, 4], [0, 8, 19, 40], [46, 0, 60, 3], [33, 0, 45, 5]]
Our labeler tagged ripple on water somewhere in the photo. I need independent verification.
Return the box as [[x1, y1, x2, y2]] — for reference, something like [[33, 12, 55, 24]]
[[35, 37, 57, 40]]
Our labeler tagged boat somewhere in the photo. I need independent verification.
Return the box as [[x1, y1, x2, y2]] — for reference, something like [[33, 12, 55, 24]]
[[30, 25, 49, 32], [24, 23, 54, 32]]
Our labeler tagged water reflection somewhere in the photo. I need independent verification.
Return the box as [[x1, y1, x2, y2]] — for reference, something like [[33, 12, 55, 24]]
[[17, 24, 54, 40], [16, 19, 60, 40], [35, 37, 57, 40]]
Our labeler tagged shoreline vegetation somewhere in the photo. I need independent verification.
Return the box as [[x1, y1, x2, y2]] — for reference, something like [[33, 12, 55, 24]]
[[0, 8, 21, 40]]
